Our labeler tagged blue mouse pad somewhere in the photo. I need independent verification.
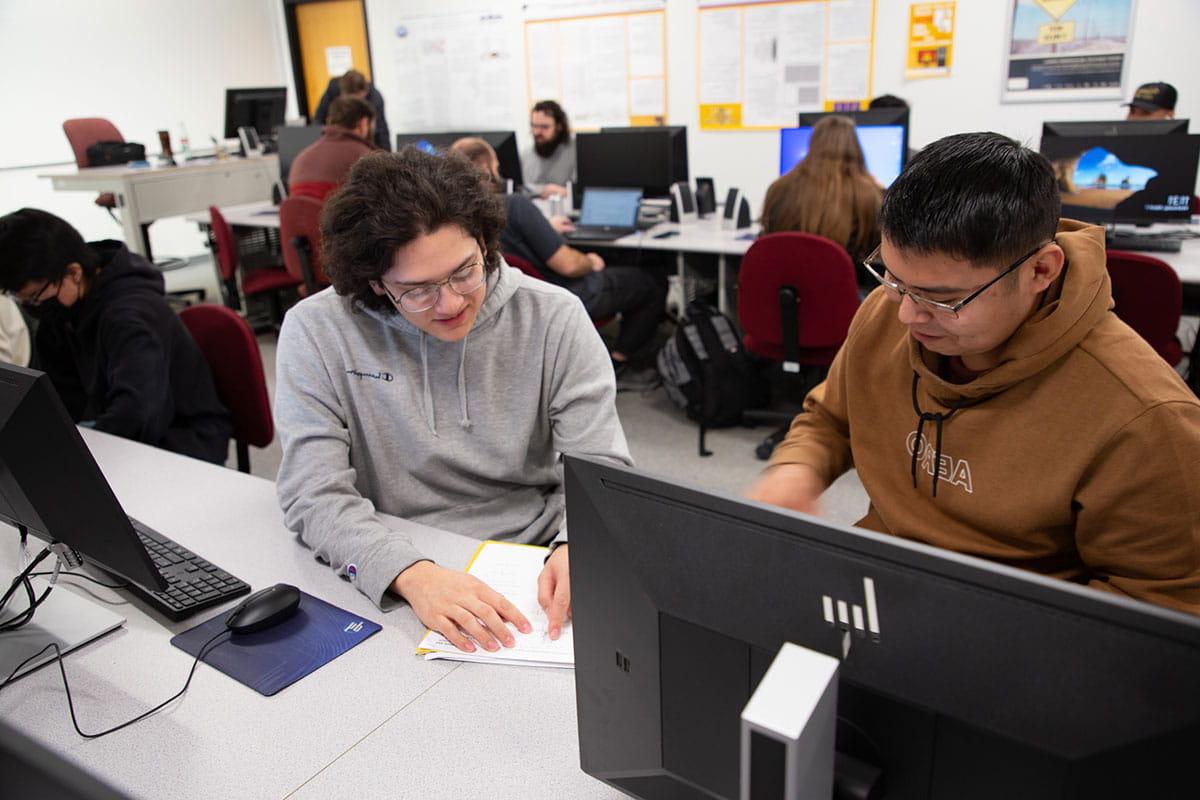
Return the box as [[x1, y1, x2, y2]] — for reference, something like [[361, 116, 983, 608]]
[[170, 591, 381, 696]]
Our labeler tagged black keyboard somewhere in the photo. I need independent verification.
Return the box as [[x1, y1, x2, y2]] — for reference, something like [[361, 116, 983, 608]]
[[129, 518, 250, 621], [1107, 235, 1184, 253], [566, 226, 637, 242]]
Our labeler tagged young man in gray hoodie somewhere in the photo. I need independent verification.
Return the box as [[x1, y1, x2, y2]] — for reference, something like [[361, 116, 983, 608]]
[[274, 149, 632, 653]]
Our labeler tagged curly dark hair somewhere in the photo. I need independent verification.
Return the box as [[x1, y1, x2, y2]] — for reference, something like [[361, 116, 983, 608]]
[[320, 148, 507, 313]]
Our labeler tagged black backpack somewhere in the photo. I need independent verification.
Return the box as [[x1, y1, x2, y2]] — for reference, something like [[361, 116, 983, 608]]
[[85, 141, 145, 166], [657, 301, 769, 455]]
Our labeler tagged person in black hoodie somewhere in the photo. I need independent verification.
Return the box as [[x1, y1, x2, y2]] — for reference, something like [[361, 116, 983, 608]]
[[0, 208, 233, 463]]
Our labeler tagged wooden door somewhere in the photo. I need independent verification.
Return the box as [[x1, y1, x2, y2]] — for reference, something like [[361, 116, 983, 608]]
[[294, 0, 371, 120]]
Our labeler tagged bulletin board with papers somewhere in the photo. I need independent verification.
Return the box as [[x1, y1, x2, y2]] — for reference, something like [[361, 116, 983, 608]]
[[524, 1, 669, 128], [698, 0, 878, 130]]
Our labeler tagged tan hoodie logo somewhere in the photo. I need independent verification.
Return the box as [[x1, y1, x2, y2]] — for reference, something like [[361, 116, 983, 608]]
[[906, 431, 974, 494]]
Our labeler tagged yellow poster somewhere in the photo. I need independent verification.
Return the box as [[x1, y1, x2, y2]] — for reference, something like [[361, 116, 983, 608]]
[[906, 2, 955, 79]]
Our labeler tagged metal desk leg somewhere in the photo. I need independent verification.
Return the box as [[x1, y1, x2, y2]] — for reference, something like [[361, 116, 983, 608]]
[[116, 178, 147, 257], [718, 254, 728, 314]]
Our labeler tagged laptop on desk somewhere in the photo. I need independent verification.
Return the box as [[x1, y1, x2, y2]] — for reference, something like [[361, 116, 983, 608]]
[[565, 188, 643, 242]]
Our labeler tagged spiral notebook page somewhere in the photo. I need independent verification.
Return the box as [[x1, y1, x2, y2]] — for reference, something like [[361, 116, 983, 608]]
[[416, 541, 574, 668]]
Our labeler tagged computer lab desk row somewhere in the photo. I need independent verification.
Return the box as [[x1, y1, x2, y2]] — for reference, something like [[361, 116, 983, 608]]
[[40, 156, 279, 259], [0, 430, 622, 800], [189, 199, 757, 314]]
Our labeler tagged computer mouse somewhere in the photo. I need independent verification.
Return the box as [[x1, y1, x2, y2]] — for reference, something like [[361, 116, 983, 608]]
[[224, 583, 301, 635]]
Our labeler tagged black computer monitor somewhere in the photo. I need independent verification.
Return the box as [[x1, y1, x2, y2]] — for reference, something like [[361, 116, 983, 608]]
[[565, 456, 1200, 800], [275, 125, 323, 191], [1042, 118, 1190, 138], [223, 87, 287, 140], [579, 127, 688, 198], [0, 718, 131, 800], [394, 131, 523, 188], [0, 364, 165, 593], [1039, 133, 1200, 225]]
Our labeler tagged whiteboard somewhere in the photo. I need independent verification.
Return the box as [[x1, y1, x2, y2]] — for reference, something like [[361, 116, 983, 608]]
[[0, 0, 289, 170]]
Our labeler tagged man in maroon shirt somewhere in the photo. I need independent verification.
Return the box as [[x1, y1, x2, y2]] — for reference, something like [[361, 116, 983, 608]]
[[288, 96, 377, 201]]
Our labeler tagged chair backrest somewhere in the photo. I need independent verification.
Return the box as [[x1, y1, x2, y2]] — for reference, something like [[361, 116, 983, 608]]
[[62, 118, 123, 168], [279, 195, 328, 293], [737, 232, 860, 365], [503, 252, 548, 281], [1105, 249, 1183, 366], [178, 305, 274, 449], [208, 206, 239, 282]]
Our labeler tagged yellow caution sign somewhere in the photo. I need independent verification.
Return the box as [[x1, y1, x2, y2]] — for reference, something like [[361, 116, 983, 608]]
[[1038, 21, 1075, 45], [1033, 0, 1076, 21]]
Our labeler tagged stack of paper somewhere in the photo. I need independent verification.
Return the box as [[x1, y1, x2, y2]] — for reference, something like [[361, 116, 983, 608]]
[[416, 540, 573, 668]]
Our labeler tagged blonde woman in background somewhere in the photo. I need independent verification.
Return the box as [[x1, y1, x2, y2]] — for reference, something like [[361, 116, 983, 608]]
[[760, 115, 883, 264]]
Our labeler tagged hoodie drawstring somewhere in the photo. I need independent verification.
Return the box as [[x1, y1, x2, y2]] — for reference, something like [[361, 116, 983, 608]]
[[420, 332, 436, 436], [418, 331, 472, 434], [910, 372, 965, 498], [457, 339, 471, 429]]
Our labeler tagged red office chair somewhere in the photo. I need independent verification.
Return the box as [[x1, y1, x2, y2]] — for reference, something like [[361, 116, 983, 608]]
[[63, 118, 161, 257], [737, 233, 860, 459], [503, 252, 615, 329], [1105, 249, 1184, 367], [209, 206, 300, 327], [503, 252, 549, 280], [279, 196, 329, 296], [179, 305, 274, 473]]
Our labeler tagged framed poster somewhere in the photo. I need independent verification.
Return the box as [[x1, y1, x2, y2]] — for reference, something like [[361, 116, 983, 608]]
[[1002, 0, 1136, 103]]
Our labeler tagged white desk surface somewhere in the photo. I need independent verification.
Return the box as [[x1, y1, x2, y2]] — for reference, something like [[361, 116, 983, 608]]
[[38, 155, 278, 186], [0, 430, 620, 800], [184, 201, 280, 229]]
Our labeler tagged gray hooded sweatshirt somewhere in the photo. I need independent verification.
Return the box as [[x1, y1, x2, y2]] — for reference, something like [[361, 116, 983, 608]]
[[274, 260, 632, 609]]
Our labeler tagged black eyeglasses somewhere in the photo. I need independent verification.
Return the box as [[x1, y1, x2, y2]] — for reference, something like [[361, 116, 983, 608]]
[[862, 240, 1055, 319], [377, 261, 486, 313], [17, 280, 61, 308]]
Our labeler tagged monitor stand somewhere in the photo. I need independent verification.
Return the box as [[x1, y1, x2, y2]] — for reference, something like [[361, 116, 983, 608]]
[[0, 578, 125, 682]]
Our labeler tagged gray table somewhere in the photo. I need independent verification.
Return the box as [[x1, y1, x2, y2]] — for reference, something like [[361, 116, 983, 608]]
[[0, 430, 622, 800]]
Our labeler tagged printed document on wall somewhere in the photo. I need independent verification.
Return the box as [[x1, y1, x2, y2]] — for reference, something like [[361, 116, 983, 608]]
[[524, 2, 667, 127], [698, 0, 877, 130], [391, 12, 516, 131]]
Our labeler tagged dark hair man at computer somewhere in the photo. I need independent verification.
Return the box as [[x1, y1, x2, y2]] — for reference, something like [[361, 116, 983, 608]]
[[313, 68, 391, 151], [0, 209, 233, 464], [747, 132, 1200, 615], [274, 149, 632, 653], [288, 96, 377, 201], [523, 100, 576, 200], [452, 137, 666, 388], [1124, 81, 1177, 120]]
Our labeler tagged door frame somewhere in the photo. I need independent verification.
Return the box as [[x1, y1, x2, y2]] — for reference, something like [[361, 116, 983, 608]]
[[282, 0, 375, 121]]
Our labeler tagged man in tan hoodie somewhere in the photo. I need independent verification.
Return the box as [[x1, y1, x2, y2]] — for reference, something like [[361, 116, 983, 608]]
[[748, 131, 1200, 615]]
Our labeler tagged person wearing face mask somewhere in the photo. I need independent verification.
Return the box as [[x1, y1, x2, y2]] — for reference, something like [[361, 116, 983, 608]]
[[273, 149, 632, 653], [746, 132, 1200, 616], [0, 209, 232, 463]]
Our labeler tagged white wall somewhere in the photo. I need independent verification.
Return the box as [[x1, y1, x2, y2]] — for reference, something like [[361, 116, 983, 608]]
[[1, 0, 1194, 260], [0, 0, 294, 258], [368, 0, 1197, 218]]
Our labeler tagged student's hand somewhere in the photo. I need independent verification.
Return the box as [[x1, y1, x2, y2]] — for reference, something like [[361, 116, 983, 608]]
[[392, 560, 532, 653], [549, 215, 575, 233], [587, 253, 605, 272], [745, 463, 826, 515], [537, 545, 571, 640], [541, 183, 568, 199]]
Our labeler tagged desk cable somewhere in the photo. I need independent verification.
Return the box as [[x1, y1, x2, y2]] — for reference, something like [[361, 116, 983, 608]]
[[0, 630, 228, 739], [1, 531, 230, 739]]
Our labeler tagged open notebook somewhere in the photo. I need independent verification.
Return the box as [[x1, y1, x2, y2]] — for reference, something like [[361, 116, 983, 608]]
[[416, 540, 573, 668]]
